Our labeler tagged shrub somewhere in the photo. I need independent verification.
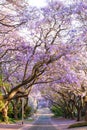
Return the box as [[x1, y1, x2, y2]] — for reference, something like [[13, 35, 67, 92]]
[[51, 106, 63, 117], [24, 106, 32, 118], [0, 101, 4, 112], [8, 103, 14, 118], [0, 112, 3, 121]]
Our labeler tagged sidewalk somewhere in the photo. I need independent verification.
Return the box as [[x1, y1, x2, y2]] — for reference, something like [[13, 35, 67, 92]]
[[0, 116, 36, 130], [0, 123, 23, 130], [51, 117, 87, 130], [18, 119, 36, 130]]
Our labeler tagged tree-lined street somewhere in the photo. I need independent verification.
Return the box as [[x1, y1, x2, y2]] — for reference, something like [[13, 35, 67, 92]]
[[0, 0, 87, 129]]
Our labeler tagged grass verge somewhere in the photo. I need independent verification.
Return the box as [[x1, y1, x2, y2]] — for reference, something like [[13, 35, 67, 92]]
[[68, 122, 87, 128]]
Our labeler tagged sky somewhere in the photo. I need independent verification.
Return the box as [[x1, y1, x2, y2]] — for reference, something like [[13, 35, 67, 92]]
[[20, 0, 78, 41], [28, 0, 75, 7], [28, 0, 47, 8]]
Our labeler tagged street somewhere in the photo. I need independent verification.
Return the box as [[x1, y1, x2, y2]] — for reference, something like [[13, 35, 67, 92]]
[[28, 108, 57, 130]]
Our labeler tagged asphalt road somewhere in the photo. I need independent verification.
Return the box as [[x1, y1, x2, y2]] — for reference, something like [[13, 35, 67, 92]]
[[28, 108, 57, 130]]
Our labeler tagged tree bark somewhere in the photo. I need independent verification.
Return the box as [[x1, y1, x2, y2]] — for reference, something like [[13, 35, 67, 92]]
[[85, 103, 87, 121], [2, 101, 9, 123], [13, 105, 18, 119], [12, 99, 20, 119], [77, 109, 81, 121]]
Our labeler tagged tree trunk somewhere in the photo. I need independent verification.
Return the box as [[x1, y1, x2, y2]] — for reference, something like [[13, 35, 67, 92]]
[[70, 111, 74, 119], [24, 97, 28, 110], [85, 110, 87, 121], [2, 101, 9, 123], [14, 105, 18, 119], [84, 102, 87, 121], [12, 99, 19, 120], [77, 109, 81, 121]]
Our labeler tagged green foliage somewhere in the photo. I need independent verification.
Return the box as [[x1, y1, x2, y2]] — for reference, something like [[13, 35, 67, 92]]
[[24, 106, 32, 118], [0, 101, 5, 112], [0, 92, 4, 112], [68, 122, 87, 128], [0, 112, 15, 123], [8, 118, 16, 123], [4, 116, 9, 123], [51, 106, 63, 117], [0, 74, 11, 92], [8, 103, 14, 118], [27, 117, 34, 122], [0, 112, 3, 121], [0, 74, 2, 84], [3, 82, 11, 92]]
